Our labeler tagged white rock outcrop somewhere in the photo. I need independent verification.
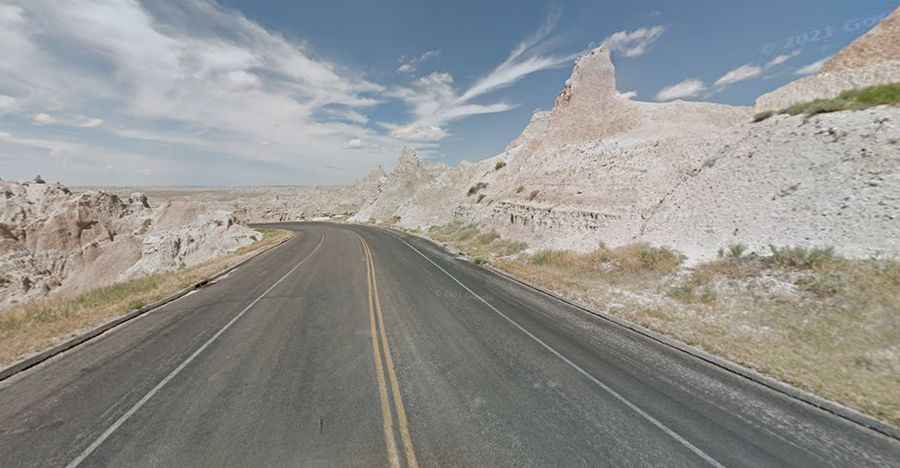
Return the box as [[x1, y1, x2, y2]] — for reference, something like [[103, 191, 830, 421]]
[[349, 20, 900, 262], [0, 180, 260, 310]]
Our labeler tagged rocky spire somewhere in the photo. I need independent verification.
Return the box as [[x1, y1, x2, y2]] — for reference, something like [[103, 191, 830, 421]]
[[539, 46, 640, 148]]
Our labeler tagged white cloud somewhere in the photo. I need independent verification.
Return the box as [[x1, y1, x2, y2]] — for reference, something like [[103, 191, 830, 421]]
[[655, 79, 706, 101], [388, 10, 575, 142], [714, 64, 763, 87], [325, 108, 369, 125], [0, 95, 17, 113], [604, 25, 666, 57], [619, 90, 638, 99], [397, 49, 440, 74], [389, 124, 449, 142], [30, 112, 104, 128], [766, 49, 801, 69], [78, 118, 104, 128], [0, 0, 401, 184], [32, 113, 56, 125], [345, 138, 363, 149], [457, 10, 577, 104], [795, 57, 830, 76]]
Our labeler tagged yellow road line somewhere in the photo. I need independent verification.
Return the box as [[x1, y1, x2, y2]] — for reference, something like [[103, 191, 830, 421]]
[[360, 238, 401, 468], [363, 239, 421, 468]]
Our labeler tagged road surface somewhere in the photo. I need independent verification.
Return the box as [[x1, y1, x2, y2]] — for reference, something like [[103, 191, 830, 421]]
[[0, 223, 898, 467]]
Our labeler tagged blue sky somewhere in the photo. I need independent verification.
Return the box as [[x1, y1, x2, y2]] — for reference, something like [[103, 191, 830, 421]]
[[0, 1, 896, 186]]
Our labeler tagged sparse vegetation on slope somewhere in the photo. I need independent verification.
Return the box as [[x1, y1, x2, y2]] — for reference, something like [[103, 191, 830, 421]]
[[0, 228, 293, 367], [757, 83, 900, 120], [427, 222, 527, 260], [491, 240, 900, 426]]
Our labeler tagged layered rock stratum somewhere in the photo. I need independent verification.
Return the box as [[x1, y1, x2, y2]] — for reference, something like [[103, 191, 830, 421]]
[[0, 180, 259, 310]]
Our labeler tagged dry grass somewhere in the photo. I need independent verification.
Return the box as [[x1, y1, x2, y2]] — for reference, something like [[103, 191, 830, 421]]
[[0, 228, 293, 367], [492, 239, 900, 427], [406, 219, 900, 425], [427, 222, 527, 260], [528, 244, 683, 276]]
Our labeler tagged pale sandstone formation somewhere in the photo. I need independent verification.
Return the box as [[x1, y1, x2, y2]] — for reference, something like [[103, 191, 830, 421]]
[[0, 180, 259, 310], [219, 166, 387, 224], [755, 7, 900, 112], [126, 208, 259, 277], [351, 35, 899, 262], [822, 7, 900, 73]]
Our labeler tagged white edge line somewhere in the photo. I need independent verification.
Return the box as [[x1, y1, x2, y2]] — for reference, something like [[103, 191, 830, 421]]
[[398, 236, 725, 468], [65, 232, 326, 468]]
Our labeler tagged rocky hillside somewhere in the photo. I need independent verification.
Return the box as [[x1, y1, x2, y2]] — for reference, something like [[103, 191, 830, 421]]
[[0, 179, 260, 310], [349, 15, 900, 262], [755, 6, 900, 112]]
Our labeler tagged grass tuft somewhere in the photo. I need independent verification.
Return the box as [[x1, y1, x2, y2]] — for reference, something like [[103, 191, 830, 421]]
[[753, 110, 775, 122], [765, 245, 837, 270], [779, 82, 900, 117]]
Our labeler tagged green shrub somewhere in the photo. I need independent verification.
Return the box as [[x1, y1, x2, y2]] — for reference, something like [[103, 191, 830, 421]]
[[766, 245, 838, 270], [753, 111, 775, 122], [467, 182, 488, 196], [494, 160, 507, 170]]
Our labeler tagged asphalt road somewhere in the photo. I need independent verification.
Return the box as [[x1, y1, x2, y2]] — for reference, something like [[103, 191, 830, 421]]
[[1, 223, 898, 467]]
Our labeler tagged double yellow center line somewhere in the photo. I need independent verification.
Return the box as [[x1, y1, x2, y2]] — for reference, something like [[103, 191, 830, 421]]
[[359, 235, 419, 468]]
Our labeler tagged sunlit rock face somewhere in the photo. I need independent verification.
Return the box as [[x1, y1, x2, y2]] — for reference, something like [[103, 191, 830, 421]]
[[0, 180, 259, 310], [345, 19, 900, 263]]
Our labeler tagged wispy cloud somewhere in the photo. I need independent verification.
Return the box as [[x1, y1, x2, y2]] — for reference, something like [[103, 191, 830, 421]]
[[765, 49, 801, 69], [30, 112, 104, 128], [31, 113, 57, 125], [78, 118, 104, 128], [0, 95, 18, 113], [389, 9, 578, 142], [795, 56, 830, 76], [655, 79, 706, 101], [604, 25, 666, 57], [714, 64, 763, 87], [397, 49, 440, 74]]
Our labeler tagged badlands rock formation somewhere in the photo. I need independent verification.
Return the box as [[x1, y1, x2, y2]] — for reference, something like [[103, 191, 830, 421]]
[[755, 6, 900, 112], [0, 180, 259, 310], [226, 166, 387, 223], [352, 37, 899, 261]]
